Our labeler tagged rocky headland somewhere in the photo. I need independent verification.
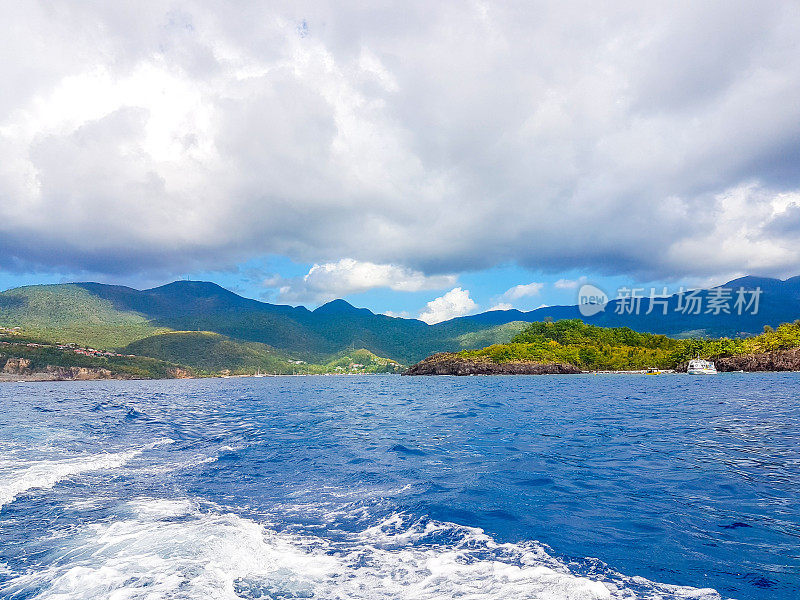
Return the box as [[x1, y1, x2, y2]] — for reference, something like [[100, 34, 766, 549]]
[[408, 348, 800, 376], [403, 353, 583, 376], [676, 348, 800, 372]]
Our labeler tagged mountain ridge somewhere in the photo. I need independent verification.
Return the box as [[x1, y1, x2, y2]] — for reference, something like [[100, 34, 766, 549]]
[[1, 275, 799, 364]]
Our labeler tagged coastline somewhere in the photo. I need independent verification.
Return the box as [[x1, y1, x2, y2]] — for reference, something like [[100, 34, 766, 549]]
[[0, 371, 183, 383], [403, 350, 800, 376], [6, 353, 800, 384], [0, 371, 397, 383]]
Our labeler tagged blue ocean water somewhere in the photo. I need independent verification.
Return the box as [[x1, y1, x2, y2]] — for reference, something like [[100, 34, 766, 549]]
[[0, 374, 798, 599]]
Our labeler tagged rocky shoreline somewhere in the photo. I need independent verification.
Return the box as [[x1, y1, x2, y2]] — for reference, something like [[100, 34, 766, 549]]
[[1, 366, 120, 382], [0, 357, 192, 382], [676, 348, 800, 372], [402, 353, 582, 376], [405, 349, 800, 376]]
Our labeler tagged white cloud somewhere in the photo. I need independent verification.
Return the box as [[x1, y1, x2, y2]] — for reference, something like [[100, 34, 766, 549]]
[[501, 282, 544, 301], [486, 282, 543, 311], [418, 288, 478, 324], [267, 258, 455, 304], [1, 3, 800, 281], [488, 302, 514, 311], [554, 277, 588, 289]]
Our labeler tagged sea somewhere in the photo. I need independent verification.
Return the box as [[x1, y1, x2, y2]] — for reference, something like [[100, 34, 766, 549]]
[[0, 373, 798, 599]]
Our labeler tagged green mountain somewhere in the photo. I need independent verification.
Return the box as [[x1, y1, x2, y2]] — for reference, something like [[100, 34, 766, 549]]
[[0, 281, 524, 369], [1, 275, 799, 374], [451, 321, 530, 350], [0, 284, 167, 347]]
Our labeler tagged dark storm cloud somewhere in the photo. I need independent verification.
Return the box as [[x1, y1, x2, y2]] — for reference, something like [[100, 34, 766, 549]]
[[1, 0, 800, 282]]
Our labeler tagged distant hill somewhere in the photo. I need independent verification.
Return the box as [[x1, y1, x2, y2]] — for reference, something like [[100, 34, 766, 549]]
[[122, 331, 292, 374], [121, 331, 401, 375], [448, 275, 800, 339], [1, 275, 798, 368]]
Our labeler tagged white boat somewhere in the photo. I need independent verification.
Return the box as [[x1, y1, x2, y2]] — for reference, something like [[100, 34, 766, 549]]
[[254, 370, 266, 377], [687, 358, 717, 375]]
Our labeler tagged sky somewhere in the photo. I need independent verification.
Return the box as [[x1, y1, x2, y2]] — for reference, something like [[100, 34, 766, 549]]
[[1, 1, 800, 323]]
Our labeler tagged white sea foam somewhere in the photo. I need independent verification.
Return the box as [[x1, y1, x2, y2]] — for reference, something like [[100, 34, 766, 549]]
[[0, 498, 723, 600], [0, 439, 173, 511]]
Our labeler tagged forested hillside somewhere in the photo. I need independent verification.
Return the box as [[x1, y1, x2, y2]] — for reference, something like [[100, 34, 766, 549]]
[[1, 276, 799, 372]]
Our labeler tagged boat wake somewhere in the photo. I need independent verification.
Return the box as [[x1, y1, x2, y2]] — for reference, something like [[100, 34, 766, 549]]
[[0, 439, 173, 511], [0, 497, 723, 600]]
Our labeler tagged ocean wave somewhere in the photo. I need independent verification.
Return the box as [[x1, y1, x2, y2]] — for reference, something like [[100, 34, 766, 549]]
[[0, 439, 173, 511], [0, 497, 722, 600]]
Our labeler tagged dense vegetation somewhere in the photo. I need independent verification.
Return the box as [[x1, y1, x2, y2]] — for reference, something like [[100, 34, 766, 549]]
[[123, 331, 292, 375], [0, 337, 187, 379], [459, 319, 800, 371], [122, 332, 401, 375]]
